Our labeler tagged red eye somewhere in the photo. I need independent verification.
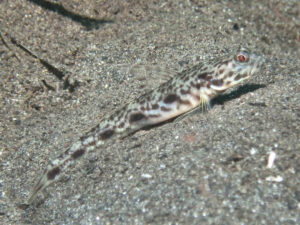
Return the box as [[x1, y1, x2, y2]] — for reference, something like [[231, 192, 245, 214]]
[[237, 54, 248, 62]]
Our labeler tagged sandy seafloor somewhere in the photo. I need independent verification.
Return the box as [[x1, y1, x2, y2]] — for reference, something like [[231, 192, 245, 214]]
[[0, 0, 299, 224]]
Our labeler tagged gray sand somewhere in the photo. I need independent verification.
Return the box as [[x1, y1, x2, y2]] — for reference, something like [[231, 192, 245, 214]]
[[0, 0, 299, 224]]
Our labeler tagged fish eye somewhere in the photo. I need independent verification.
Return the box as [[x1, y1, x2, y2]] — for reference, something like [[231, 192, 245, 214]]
[[236, 51, 249, 63]]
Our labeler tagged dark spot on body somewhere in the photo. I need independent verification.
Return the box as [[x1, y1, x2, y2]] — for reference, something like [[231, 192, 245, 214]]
[[193, 83, 203, 90], [180, 89, 190, 95], [195, 82, 203, 89], [198, 73, 207, 79], [179, 99, 191, 105], [129, 113, 146, 123], [141, 106, 145, 111], [118, 122, 125, 129], [161, 106, 171, 112], [47, 167, 60, 180], [205, 75, 212, 81], [71, 148, 85, 159], [114, 109, 121, 116], [190, 81, 201, 90], [234, 74, 242, 81], [80, 135, 88, 142], [225, 71, 234, 79], [220, 60, 230, 66], [164, 94, 178, 104], [211, 79, 223, 86], [216, 89, 226, 94], [90, 126, 98, 134], [148, 114, 160, 118], [152, 104, 159, 109], [88, 141, 96, 147], [117, 114, 123, 121], [146, 95, 152, 101], [64, 148, 70, 156], [100, 129, 115, 140], [207, 83, 211, 88], [218, 69, 224, 74]]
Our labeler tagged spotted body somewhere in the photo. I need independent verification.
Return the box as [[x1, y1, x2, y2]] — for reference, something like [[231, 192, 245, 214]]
[[28, 47, 262, 203]]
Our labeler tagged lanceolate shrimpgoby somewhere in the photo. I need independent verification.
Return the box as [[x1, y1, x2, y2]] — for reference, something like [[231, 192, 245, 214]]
[[28, 47, 263, 204]]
